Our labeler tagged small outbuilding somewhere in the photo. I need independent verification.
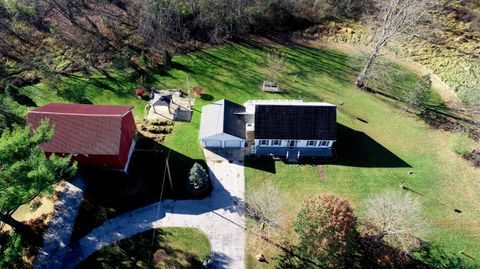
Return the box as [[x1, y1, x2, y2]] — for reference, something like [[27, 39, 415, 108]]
[[27, 103, 137, 171], [147, 89, 193, 122], [199, 99, 246, 148]]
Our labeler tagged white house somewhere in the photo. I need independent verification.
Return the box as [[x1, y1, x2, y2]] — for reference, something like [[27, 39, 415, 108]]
[[199, 99, 337, 162]]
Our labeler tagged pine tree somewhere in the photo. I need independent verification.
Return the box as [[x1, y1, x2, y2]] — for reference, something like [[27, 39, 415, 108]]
[[0, 120, 76, 243], [187, 163, 210, 196], [0, 231, 24, 267]]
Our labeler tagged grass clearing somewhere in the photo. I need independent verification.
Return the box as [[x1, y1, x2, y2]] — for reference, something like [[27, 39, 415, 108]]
[[20, 40, 480, 267], [77, 227, 211, 269]]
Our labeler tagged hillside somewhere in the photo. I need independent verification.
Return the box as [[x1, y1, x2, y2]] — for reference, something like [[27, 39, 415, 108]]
[[300, 0, 480, 108]]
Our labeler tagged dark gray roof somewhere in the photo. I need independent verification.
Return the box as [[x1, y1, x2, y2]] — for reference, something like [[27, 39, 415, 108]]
[[199, 99, 246, 139], [150, 92, 172, 106], [223, 100, 246, 138], [254, 105, 336, 140]]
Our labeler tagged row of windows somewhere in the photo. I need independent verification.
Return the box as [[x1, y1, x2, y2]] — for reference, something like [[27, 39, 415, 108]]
[[260, 139, 281, 146], [307, 140, 329, 147], [258, 140, 331, 147]]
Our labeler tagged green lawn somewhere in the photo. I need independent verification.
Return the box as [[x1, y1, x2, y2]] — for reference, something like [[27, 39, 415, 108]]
[[20, 40, 479, 268], [77, 227, 211, 269]]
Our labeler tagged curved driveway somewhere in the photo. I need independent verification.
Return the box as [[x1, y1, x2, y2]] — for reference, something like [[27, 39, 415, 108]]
[[56, 149, 246, 269]]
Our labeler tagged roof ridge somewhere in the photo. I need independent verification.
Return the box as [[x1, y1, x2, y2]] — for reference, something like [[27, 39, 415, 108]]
[[28, 111, 127, 117]]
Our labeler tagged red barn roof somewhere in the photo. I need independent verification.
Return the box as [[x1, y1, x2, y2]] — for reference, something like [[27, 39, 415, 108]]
[[27, 103, 136, 170]]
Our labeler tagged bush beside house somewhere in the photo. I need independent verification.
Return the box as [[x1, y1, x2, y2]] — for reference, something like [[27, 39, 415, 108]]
[[187, 163, 211, 197]]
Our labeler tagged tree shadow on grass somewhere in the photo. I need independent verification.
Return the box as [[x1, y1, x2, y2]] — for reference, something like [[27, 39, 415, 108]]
[[0, 107, 25, 131], [77, 228, 208, 269], [200, 94, 214, 101], [356, 236, 478, 269], [334, 123, 411, 168], [412, 245, 478, 269]]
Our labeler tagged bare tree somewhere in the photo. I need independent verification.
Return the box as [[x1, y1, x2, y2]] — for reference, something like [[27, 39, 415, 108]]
[[246, 181, 285, 226], [135, 0, 185, 51], [363, 190, 427, 253], [351, 53, 399, 96], [266, 50, 285, 85], [355, 0, 435, 88]]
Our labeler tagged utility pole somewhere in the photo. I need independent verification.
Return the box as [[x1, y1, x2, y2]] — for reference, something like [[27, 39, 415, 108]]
[[165, 154, 173, 190]]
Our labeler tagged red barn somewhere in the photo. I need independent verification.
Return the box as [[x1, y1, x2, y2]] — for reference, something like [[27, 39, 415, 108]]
[[27, 103, 137, 171]]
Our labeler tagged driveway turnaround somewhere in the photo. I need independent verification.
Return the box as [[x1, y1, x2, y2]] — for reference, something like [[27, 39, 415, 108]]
[[55, 149, 246, 269]]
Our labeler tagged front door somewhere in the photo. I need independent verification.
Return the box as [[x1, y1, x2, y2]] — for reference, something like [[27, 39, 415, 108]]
[[288, 140, 297, 148]]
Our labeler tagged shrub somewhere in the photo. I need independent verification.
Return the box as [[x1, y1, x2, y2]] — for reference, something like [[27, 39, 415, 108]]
[[293, 193, 357, 268], [187, 163, 210, 196], [146, 125, 173, 134], [150, 119, 174, 126], [450, 132, 474, 157], [192, 86, 204, 96]]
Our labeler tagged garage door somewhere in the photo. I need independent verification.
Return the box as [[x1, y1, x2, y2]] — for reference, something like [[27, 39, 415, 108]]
[[225, 140, 242, 148], [204, 140, 222, 148]]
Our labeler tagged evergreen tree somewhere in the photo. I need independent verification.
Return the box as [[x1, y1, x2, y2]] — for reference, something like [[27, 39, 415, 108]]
[[0, 120, 76, 243], [0, 231, 24, 267], [187, 162, 210, 196]]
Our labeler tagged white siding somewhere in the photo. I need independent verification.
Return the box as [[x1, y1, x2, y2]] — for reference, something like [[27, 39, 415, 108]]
[[255, 139, 334, 148]]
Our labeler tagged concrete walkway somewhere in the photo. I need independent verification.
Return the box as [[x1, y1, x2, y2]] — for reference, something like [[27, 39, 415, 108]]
[[34, 176, 86, 269], [55, 149, 245, 269]]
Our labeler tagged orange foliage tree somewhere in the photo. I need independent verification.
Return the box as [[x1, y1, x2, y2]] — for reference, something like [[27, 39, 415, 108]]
[[293, 193, 357, 268]]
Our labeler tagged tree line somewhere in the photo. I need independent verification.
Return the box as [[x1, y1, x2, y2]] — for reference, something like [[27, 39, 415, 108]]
[[1, 0, 478, 110], [0, 0, 368, 91]]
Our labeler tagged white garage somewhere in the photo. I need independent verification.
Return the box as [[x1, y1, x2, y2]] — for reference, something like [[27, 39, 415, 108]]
[[199, 99, 246, 149], [204, 139, 223, 148], [225, 140, 243, 148]]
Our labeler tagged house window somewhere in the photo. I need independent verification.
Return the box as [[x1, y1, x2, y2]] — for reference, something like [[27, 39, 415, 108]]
[[307, 140, 316, 146], [320, 140, 328, 147], [272, 140, 281, 146], [260, 140, 268, 146]]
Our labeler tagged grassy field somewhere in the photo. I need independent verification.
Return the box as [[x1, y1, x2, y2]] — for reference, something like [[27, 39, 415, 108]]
[[20, 40, 479, 267], [77, 227, 211, 269]]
